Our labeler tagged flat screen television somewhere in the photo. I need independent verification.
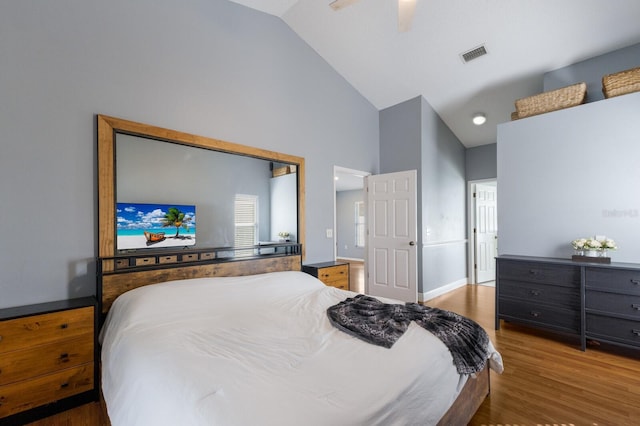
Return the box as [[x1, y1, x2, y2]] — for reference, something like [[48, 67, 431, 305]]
[[116, 202, 196, 250]]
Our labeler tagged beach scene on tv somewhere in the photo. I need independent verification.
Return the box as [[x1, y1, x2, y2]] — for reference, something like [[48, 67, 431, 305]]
[[116, 202, 196, 250]]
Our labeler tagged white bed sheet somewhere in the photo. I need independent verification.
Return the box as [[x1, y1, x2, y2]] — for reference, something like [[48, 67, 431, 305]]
[[100, 271, 502, 426]]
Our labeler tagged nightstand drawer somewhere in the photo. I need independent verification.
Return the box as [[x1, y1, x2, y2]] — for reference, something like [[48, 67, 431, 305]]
[[182, 253, 199, 262], [0, 363, 94, 418], [0, 336, 93, 386], [317, 265, 349, 285], [0, 307, 94, 354]]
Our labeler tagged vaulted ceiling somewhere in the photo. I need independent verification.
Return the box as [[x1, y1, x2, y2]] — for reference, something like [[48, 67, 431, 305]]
[[230, 0, 640, 147]]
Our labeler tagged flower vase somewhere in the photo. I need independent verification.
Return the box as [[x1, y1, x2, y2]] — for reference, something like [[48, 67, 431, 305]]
[[585, 250, 599, 257], [599, 249, 608, 258]]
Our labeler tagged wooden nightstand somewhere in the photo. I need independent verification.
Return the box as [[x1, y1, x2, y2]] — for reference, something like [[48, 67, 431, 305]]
[[0, 297, 98, 425], [303, 261, 350, 291]]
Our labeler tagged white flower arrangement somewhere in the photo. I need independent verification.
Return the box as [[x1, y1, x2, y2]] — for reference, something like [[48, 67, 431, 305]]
[[571, 236, 617, 251]]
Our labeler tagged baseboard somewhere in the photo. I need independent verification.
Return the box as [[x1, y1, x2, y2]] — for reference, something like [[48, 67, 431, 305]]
[[419, 277, 468, 302], [335, 257, 364, 262]]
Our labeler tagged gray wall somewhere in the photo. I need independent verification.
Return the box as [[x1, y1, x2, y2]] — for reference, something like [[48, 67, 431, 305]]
[[0, 0, 379, 309], [336, 189, 365, 260], [379, 96, 467, 294], [380, 97, 424, 290], [497, 92, 640, 261], [544, 43, 640, 103], [419, 97, 467, 292], [466, 143, 497, 181]]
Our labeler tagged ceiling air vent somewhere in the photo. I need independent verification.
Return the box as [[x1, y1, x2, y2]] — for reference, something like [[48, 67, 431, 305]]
[[461, 44, 487, 63]]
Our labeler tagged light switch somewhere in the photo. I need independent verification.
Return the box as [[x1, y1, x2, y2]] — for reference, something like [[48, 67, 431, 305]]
[[326, 228, 333, 238]]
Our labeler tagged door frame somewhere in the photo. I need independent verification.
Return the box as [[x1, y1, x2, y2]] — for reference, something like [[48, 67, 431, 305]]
[[467, 178, 497, 284]]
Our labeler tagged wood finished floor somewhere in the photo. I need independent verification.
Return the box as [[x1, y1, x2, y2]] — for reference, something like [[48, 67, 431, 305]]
[[26, 284, 640, 426]]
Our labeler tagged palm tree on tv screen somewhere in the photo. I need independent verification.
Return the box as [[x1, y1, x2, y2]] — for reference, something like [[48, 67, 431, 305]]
[[161, 207, 192, 238]]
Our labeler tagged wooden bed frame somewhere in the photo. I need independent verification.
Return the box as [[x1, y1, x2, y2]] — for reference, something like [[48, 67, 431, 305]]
[[96, 115, 489, 425]]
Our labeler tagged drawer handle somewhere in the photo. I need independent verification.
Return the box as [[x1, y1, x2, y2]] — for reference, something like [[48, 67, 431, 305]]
[[530, 311, 541, 318], [60, 382, 69, 389], [60, 323, 68, 329], [60, 353, 69, 362], [529, 269, 538, 276], [633, 329, 640, 337], [632, 279, 640, 285], [529, 290, 541, 297], [632, 304, 640, 311]]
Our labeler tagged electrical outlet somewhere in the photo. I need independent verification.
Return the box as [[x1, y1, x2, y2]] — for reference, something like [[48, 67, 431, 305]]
[[326, 228, 333, 238]]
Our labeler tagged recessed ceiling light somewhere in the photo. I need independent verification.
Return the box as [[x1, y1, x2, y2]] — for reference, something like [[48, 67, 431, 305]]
[[472, 113, 487, 126]]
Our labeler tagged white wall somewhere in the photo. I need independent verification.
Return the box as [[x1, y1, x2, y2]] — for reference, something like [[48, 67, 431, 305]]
[[497, 92, 640, 261], [0, 0, 379, 309]]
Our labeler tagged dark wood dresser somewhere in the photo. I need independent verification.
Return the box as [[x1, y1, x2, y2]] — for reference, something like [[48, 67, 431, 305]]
[[496, 255, 640, 351], [0, 297, 98, 425]]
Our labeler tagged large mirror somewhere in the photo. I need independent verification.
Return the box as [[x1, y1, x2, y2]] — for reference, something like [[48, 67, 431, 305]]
[[98, 115, 305, 270]]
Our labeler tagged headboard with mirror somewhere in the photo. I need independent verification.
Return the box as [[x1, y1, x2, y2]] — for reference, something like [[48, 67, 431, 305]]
[[97, 115, 305, 319]]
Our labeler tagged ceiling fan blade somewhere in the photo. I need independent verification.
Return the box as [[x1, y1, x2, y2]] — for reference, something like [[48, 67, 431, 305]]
[[398, 0, 417, 32], [329, 0, 359, 11]]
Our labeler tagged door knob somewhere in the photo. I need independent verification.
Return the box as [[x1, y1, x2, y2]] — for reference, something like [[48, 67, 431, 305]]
[[409, 241, 416, 246]]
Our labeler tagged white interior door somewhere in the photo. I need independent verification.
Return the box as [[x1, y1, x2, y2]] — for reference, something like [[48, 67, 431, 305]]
[[365, 170, 417, 302], [475, 183, 498, 283]]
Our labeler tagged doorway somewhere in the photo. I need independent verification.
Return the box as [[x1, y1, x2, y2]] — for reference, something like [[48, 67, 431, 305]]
[[334, 166, 369, 293], [467, 179, 498, 285]]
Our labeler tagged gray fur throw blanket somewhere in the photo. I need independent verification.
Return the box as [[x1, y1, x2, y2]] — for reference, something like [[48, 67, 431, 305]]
[[326, 294, 490, 375]]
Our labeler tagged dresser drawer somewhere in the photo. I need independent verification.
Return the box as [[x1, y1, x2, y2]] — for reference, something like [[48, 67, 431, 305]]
[[586, 268, 640, 295], [499, 299, 579, 332], [0, 306, 94, 354], [200, 252, 215, 261], [0, 363, 94, 418], [586, 290, 640, 319], [134, 257, 156, 267], [499, 260, 580, 287], [586, 313, 640, 347], [182, 253, 199, 262], [158, 255, 178, 264], [500, 280, 579, 309], [0, 336, 93, 386]]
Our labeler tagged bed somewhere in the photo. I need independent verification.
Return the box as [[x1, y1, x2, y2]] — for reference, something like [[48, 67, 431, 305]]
[[96, 115, 502, 425], [99, 270, 502, 425]]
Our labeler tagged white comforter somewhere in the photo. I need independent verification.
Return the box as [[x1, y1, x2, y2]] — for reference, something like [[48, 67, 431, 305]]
[[100, 271, 502, 426]]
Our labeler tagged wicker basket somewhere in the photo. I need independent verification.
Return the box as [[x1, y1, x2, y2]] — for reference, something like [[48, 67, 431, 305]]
[[602, 66, 640, 98], [514, 82, 587, 119]]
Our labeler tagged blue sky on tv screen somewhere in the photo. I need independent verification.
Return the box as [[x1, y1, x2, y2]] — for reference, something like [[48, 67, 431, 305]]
[[116, 203, 196, 235]]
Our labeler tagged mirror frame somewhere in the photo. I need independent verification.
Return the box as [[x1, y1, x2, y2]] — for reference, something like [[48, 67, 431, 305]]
[[97, 115, 305, 271]]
